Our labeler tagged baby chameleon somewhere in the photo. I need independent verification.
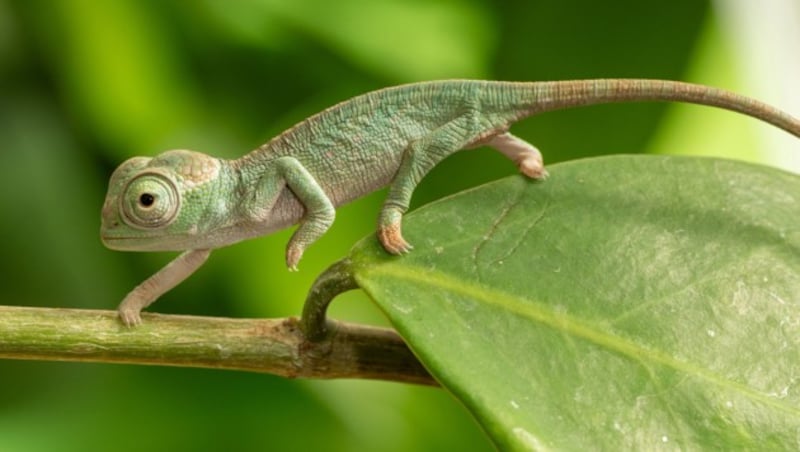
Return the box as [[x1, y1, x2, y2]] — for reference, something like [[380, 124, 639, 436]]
[[101, 79, 800, 325]]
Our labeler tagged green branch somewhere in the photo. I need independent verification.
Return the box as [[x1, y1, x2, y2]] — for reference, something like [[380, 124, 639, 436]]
[[0, 305, 435, 386]]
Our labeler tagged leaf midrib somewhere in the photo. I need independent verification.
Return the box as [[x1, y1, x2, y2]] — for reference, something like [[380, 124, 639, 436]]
[[360, 262, 800, 417]]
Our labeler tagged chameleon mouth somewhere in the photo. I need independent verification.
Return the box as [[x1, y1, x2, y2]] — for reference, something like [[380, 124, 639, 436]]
[[100, 232, 201, 252], [100, 231, 167, 250], [100, 235, 141, 250]]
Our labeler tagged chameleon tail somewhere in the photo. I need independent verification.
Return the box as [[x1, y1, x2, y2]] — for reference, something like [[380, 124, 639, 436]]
[[505, 79, 800, 139]]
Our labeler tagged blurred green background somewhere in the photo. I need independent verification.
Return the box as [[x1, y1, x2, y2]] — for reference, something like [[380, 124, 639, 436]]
[[1, 1, 797, 451]]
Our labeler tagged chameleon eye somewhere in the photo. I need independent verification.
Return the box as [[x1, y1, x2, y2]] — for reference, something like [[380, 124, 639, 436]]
[[139, 193, 155, 207], [121, 173, 180, 229]]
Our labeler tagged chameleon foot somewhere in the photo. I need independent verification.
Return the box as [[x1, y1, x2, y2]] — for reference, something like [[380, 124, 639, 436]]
[[118, 306, 143, 327], [117, 290, 147, 327], [377, 222, 414, 255], [286, 245, 303, 271], [519, 156, 548, 180]]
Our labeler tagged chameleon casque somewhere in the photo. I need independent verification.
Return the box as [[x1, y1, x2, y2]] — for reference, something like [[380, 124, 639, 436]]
[[100, 79, 800, 325]]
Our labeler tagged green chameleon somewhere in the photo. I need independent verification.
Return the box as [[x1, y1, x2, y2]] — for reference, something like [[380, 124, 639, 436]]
[[101, 79, 800, 326]]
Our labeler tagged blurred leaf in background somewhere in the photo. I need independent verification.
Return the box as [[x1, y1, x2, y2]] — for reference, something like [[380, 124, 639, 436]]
[[0, 0, 796, 450]]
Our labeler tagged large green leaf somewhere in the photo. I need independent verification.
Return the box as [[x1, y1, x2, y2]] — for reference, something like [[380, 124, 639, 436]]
[[348, 155, 800, 450]]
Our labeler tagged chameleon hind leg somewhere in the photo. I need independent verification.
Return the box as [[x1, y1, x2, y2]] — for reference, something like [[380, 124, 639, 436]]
[[483, 131, 548, 179], [377, 122, 473, 254], [378, 128, 548, 255]]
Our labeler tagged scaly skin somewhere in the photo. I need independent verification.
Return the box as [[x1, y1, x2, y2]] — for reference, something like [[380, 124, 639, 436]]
[[100, 79, 800, 325]]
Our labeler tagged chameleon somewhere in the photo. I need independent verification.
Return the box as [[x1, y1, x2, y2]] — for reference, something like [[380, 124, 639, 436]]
[[100, 79, 800, 326]]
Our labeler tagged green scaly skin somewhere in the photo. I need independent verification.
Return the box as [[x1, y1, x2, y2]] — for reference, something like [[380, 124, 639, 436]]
[[100, 79, 800, 326]]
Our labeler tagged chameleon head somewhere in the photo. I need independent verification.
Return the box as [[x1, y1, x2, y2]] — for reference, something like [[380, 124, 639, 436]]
[[100, 150, 226, 251]]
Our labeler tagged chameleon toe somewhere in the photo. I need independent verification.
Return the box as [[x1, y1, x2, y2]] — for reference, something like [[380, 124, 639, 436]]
[[118, 310, 142, 327], [377, 223, 413, 255]]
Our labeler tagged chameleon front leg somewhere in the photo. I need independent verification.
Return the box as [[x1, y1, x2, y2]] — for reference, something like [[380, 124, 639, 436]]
[[248, 156, 335, 269], [117, 248, 211, 326]]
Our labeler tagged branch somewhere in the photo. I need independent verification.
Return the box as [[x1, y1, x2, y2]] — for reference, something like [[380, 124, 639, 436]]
[[0, 305, 435, 386]]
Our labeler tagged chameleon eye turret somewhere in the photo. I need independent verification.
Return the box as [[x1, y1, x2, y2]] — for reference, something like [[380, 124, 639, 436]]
[[120, 172, 180, 229]]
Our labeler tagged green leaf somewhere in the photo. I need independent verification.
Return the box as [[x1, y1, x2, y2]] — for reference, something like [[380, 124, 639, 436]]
[[348, 155, 800, 451]]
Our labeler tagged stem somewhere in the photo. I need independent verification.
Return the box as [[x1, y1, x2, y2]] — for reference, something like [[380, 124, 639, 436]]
[[300, 258, 360, 341], [0, 305, 435, 386]]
